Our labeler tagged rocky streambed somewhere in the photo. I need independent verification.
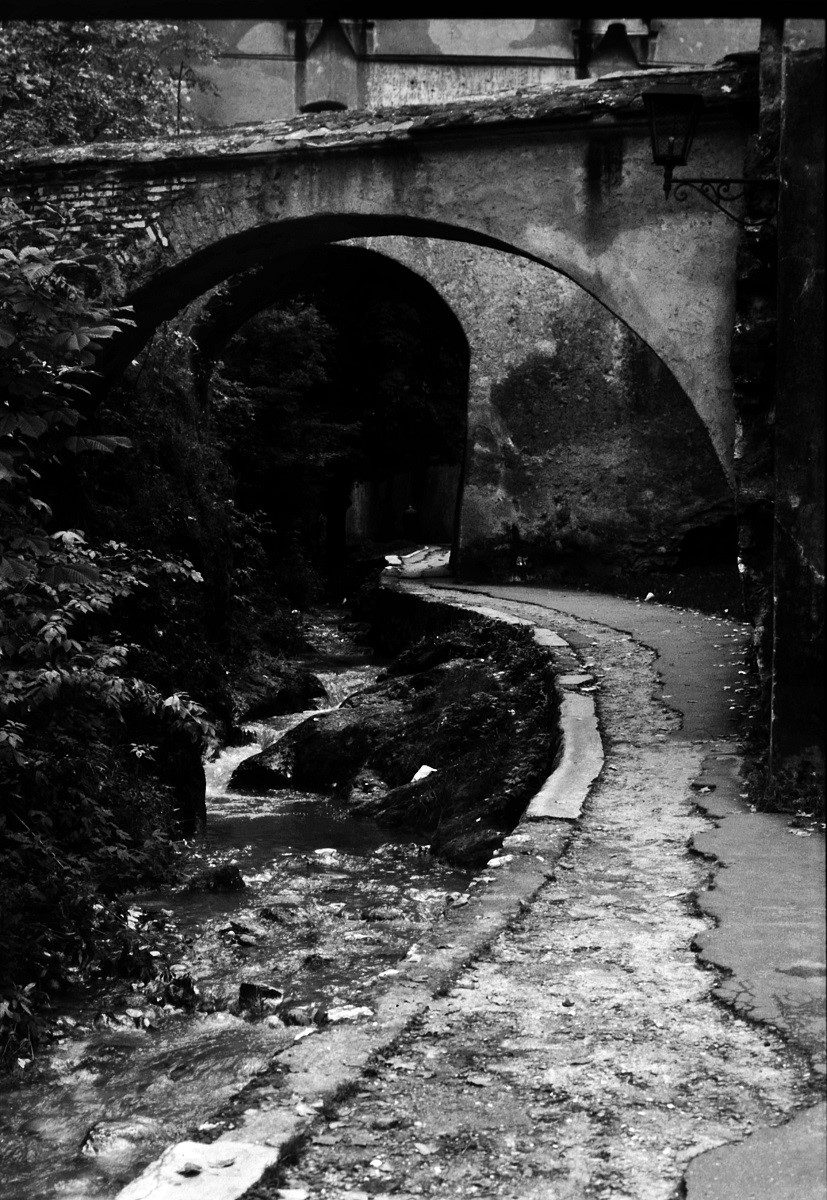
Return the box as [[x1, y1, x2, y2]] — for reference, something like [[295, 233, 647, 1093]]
[[232, 592, 561, 866], [0, 596, 561, 1200]]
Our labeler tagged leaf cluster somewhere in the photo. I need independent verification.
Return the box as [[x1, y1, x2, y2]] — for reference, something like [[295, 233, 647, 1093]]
[[0, 19, 219, 150], [0, 199, 214, 1065]]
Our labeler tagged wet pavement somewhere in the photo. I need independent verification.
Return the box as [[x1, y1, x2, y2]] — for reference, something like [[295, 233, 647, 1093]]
[[0, 617, 470, 1200], [259, 580, 824, 1200], [36, 576, 823, 1200]]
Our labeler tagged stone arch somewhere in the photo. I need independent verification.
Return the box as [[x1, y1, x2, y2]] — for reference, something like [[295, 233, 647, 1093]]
[[13, 68, 753, 476], [333, 235, 737, 583], [106, 199, 739, 479], [188, 240, 471, 377], [124, 222, 734, 584], [111, 214, 542, 370], [188, 241, 473, 563]]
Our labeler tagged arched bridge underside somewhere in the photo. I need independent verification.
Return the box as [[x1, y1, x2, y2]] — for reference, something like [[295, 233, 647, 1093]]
[[6, 62, 757, 474]]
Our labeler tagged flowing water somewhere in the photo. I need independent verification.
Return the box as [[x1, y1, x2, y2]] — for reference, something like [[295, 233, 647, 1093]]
[[0, 612, 471, 1199]]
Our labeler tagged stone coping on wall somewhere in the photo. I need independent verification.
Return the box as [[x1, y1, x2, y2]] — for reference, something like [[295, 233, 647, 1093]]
[[3, 62, 756, 176]]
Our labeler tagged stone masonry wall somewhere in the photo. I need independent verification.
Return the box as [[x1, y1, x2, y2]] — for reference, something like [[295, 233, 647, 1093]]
[[4, 72, 750, 594], [3, 64, 754, 477], [729, 18, 825, 777], [771, 21, 825, 775], [348, 236, 733, 581], [729, 22, 782, 726]]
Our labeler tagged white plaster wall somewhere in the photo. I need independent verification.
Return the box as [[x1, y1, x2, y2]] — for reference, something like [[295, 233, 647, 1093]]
[[366, 62, 572, 107]]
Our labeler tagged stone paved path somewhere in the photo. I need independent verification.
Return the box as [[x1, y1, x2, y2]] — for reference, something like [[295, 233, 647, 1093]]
[[258, 584, 824, 1200]]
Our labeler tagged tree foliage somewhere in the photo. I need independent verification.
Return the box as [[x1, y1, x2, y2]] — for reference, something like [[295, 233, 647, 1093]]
[[0, 196, 215, 1062], [0, 19, 229, 1066], [0, 19, 218, 150]]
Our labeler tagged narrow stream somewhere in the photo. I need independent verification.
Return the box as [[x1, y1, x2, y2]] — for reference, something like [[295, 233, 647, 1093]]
[[0, 612, 471, 1200]]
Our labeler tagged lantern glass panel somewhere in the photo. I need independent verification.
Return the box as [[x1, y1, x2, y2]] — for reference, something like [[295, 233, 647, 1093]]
[[642, 88, 703, 168]]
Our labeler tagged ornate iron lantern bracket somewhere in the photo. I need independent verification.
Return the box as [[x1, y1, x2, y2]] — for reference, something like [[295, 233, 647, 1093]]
[[644, 88, 778, 230], [668, 175, 779, 230]]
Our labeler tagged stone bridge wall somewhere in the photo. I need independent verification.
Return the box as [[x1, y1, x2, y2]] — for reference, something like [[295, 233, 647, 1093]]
[[343, 236, 733, 579], [3, 63, 757, 479]]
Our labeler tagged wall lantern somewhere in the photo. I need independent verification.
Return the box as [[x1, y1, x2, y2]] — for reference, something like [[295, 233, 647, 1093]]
[[641, 85, 778, 229]]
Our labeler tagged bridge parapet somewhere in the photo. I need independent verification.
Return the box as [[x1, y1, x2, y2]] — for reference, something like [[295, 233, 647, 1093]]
[[2, 62, 754, 175]]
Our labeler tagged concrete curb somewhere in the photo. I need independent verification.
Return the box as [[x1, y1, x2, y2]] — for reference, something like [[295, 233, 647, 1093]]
[[420, 590, 605, 821], [114, 585, 604, 1200]]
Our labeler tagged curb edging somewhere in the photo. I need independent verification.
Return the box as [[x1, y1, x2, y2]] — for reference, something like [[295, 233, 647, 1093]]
[[115, 584, 604, 1200]]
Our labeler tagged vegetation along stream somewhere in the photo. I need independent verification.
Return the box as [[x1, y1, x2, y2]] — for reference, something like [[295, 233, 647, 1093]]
[[0, 610, 477, 1199], [0, 597, 559, 1199]]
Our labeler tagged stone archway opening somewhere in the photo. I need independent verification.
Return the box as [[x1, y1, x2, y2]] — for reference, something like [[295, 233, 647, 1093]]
[[92, 209, 741, 608], [195, 245, 470, 594]]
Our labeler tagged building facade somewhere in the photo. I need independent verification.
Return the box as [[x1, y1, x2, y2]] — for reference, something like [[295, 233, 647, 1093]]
[[193, 18, 762, 127]]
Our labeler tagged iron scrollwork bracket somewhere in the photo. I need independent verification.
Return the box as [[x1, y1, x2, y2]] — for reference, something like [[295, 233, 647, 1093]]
[[669, 176, 778, 230]]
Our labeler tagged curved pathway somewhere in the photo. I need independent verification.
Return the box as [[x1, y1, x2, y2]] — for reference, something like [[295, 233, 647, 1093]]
[[116, 580, 824, 1200], [265, 581, 824, 1200]]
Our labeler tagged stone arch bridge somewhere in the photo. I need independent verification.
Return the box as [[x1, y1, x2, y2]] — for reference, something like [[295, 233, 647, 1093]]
[[4, 61, 757, 478]]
